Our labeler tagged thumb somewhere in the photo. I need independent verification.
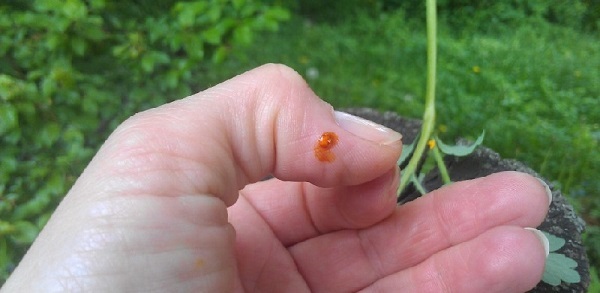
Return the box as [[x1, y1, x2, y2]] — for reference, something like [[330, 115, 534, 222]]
[[97, 63, 403, 205]]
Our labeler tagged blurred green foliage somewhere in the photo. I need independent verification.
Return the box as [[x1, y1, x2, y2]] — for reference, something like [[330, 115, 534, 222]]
[[390, 0, 600, 32], [0, 0, 289, 282]]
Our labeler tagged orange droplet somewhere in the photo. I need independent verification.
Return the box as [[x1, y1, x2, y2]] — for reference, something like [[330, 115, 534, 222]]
[[314, 132, 338, 162]]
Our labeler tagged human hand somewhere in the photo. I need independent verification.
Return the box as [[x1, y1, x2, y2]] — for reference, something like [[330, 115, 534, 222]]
[[2, 64, 550, 292]]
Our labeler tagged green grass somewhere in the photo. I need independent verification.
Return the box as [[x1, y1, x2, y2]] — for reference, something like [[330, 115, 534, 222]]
[[201, 9, 600, 284]]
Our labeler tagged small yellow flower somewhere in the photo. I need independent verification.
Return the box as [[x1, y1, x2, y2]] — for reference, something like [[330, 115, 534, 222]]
[[427, 139, 436, 149], [472, 65, 481, 74]]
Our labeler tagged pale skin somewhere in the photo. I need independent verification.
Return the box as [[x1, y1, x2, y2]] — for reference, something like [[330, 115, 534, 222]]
[[2, 64, 550, 292]]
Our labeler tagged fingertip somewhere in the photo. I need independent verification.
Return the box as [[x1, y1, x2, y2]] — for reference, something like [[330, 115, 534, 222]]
[[273, 111, 402, 188], [482, 171, 551, 224], [334, 111, 403, 146], [535, 177, 553, 207], [469, 226, 548, 291], [524, 227, 550, 257], [362, 226, 548, 293]]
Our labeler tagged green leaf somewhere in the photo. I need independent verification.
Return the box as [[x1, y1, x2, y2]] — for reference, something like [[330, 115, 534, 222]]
[[543, 231, 566, 252], [78, 16, 106, 41], [62, 0, 87, 20], [12, 191, 52, 221], [89, 0, 106, 10], [265, 7, 291, 21], [206, 5, 222, 23], [259, 7, 291, 30], [39, 123, 61, 147], [0, 237, 8, 267], [0, 104, 18, 135], [542, 252, 581, 286], [175, 6, 197, 28], [233, 24, 252, 45], [71, 37, 86, 56], [141, 51, 171, 73], [46, 33, 64, 50], [41, 77, 57, 97], [398, 134, 418, 166], [141, 57, 153, 73], [34, 0, 61, 12], [0, 221, 14, 236], [436, 130, 485, 157], [183, 36, 204, 60], [232, 0, 246, 10], [10, 221, 40, 245], [212, 46, 228, 64], [202, 26, 224, 45]]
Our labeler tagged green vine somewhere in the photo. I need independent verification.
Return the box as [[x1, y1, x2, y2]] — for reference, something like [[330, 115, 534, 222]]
[[397, 0, 437, 195]]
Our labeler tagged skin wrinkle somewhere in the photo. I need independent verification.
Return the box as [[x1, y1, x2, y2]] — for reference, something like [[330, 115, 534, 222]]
[[278, 96, 307, 175], [432, 257, 453, 293], [269, 102, 281, 178], [336, 193, 363, 229], [286, 252, 311, 293], [250, 238, 275, 292], [103, 111, 240, 202], [234, 194, 278, 292], [235, 194, 272, 291], [218, 75, 283, 188], [230, 104, 260, 187], [351, 230, 383, 292], [70, 192, 232, 288], [429, 177, 504, 248], [431, 190, 471, 248], [357, 228, 386, 290], [299, 182, 323, 244], [449, 176, 531, 242], [253, 95, 276, 179], [246, 65, 298, 182], [255, 90, 283, 181], [405, 216, 440, 264], [227, 92, 258, 175], [400, 254, 447, 293]]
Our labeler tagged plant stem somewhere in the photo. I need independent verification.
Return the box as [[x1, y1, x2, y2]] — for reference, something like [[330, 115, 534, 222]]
[[398, 0, 437, 196], [411, 174, 428, 194], [432, 145, 452, 184]]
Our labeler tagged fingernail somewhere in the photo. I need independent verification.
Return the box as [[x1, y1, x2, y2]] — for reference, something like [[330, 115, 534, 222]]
[[525, 227, 550, 257], [536, 178, 553, 206], [334, 111, 402, 145]]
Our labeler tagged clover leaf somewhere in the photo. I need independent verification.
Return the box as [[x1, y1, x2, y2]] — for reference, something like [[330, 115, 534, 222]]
[[541, 231, 581, 286]]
